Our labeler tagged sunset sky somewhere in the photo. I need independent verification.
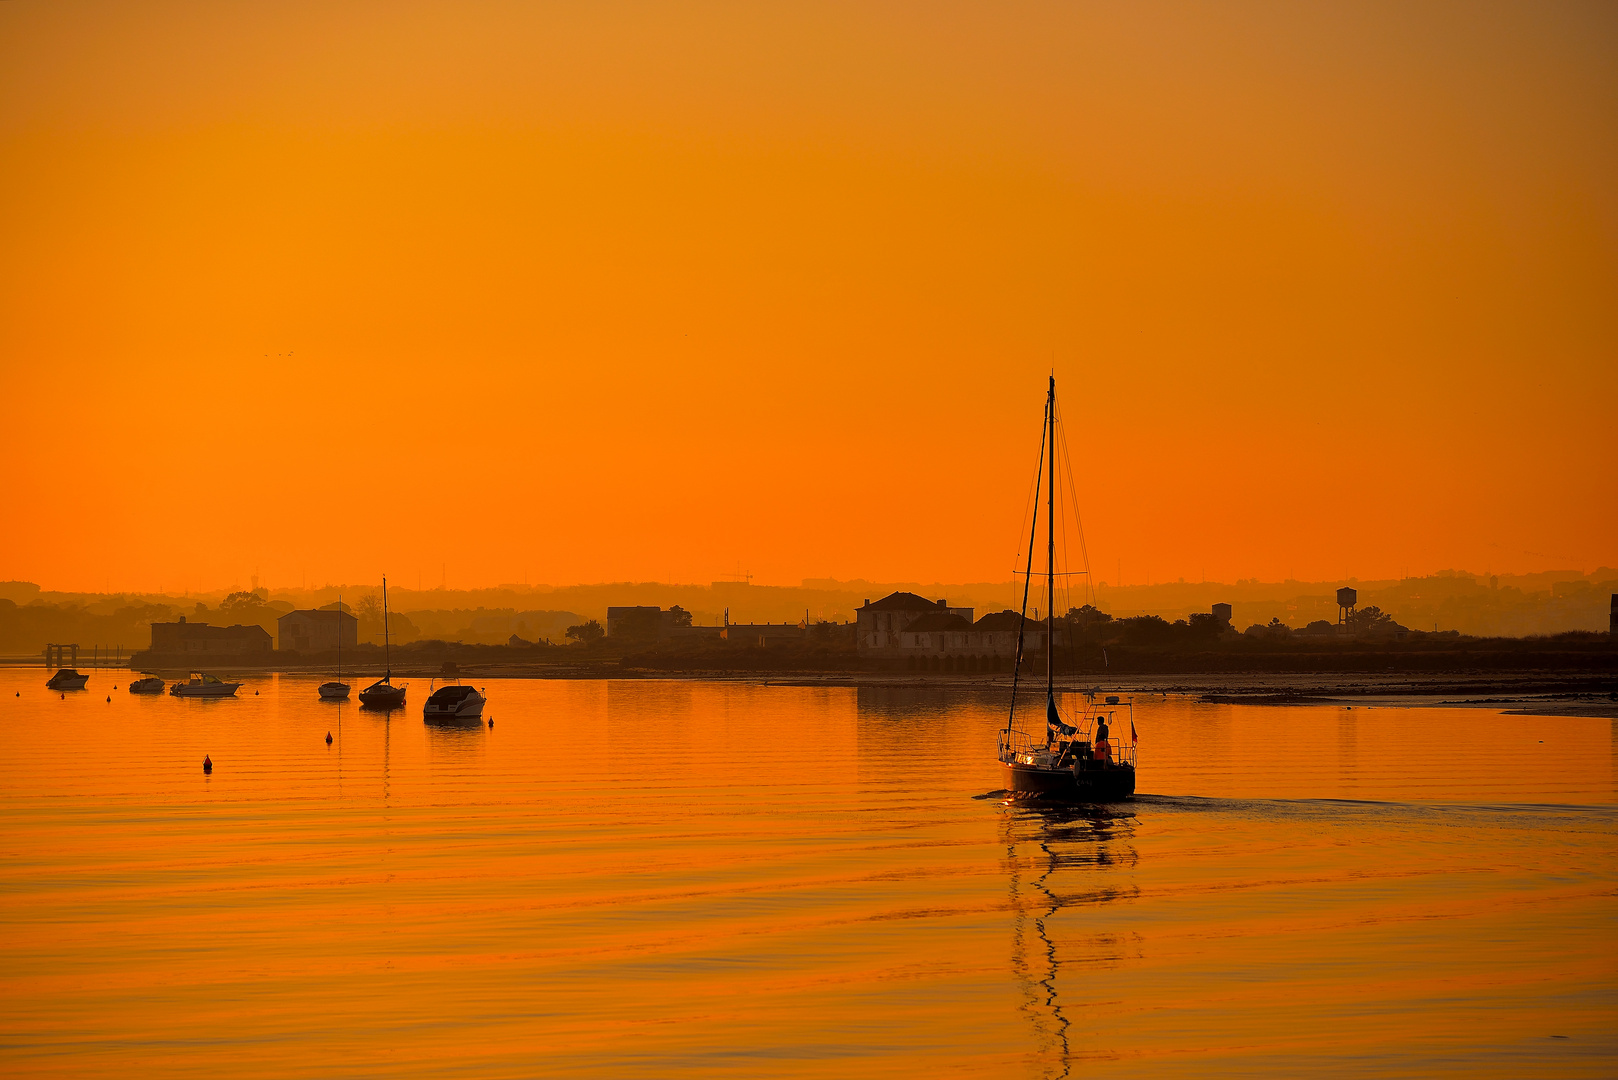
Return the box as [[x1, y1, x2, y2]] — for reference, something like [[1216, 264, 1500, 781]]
[[2, 1, 1614, 594]]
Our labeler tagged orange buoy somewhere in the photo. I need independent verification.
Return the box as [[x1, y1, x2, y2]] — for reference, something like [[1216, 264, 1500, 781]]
[[202, 755, 213, 774], [325, 732, 333, 745]]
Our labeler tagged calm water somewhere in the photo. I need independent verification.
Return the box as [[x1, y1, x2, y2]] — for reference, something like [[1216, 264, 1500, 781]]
[[1, 670, 1614, 1078]]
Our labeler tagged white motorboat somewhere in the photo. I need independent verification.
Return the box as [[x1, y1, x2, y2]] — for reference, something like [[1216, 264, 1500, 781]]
[[423, 681, 486, 720], [46, 669, 89, 691], [170, 672, 241, 697]]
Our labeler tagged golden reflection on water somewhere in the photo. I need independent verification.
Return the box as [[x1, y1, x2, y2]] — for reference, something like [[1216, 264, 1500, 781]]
[[0, 672, 1613, 1078]]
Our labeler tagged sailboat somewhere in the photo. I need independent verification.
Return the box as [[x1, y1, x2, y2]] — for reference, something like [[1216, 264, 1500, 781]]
[[318, 593, 351, 700], [358, 575, 408, 709], [996, 375, 1137, 801]]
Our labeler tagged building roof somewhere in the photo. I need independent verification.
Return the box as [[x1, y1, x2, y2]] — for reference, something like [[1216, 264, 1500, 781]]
[[973, 610, 1044, 632], [864, 591, 947, 611], [278, 609, 357, 624], [902, 613, 971, 633], [155, 621, 273, 639]]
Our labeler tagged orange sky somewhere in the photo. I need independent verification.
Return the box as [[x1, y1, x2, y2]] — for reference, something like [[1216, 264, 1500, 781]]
[[2, 1, 1614, 594]]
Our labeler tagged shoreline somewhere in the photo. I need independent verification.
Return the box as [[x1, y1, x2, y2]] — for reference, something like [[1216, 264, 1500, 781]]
[[10, 661, 1613, 717]]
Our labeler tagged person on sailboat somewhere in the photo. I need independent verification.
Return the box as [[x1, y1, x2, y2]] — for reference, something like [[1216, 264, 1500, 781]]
[[1094, 714, 1112, 764]]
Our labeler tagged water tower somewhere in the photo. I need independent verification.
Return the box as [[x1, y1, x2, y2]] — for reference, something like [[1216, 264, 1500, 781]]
[[1336, 587, 1357, 628]]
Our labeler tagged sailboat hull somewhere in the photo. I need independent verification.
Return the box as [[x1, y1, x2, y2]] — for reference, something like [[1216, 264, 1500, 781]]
[[318, 682, 350, 700], [359, 685, 407, 709], [1001, 761, 1135, 802]]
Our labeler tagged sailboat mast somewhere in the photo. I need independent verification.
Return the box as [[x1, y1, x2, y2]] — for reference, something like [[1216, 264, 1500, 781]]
[[1046, 375, 1055, 702], [382, 575, 391, 679], [336, 592, 342, 682]]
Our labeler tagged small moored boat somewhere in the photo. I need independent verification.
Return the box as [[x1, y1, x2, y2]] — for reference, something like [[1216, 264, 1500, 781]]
[[318, 592, 351, 700], [128, 676, 166, 694], [46, 669, 90, 691], [358, 575, 407, 709], [170, 672, 241, 697], [423, 681, 486, 720]]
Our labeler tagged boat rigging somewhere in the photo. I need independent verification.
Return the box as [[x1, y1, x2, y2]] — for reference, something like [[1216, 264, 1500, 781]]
[[997, 375, 1137, 801]]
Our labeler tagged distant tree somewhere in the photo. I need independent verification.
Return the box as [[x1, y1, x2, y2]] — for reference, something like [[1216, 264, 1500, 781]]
[[1265, 617, 1291, 638], [668, 605, 693, 628], [1301, 619, 1336, 635], [1118, 615, 1174, 645], [357, 594, 382, 623], [385, 611, 419, 643], [566, 619, 605, 645], [220, 591, 265, 614], [1065, 604, 1113, 629], [1186, 612, 1226, 638], [357, 603, 417, 645], [1346, 605, 1399, 634], [809, 619, 839, 642]]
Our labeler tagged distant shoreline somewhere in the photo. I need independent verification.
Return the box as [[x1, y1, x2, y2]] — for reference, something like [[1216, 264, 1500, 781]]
[[6, 658, 1612, 717]]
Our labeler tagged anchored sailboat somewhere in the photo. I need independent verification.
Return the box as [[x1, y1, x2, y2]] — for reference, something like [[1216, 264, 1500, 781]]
[[318, 593, 351, 700], [996, 376, 1137, 801], [358, 576, 407, 710]]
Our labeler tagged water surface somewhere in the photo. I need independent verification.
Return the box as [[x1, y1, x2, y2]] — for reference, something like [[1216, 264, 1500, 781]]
[[2, 671, 1613, 1077]]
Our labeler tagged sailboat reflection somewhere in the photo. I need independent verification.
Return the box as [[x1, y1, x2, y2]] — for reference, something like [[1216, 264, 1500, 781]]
[[1002, 801, 1141, 1078]]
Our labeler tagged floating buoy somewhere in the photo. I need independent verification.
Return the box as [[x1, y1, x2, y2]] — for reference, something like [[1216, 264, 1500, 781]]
[[202, 755, 213, 774], [107, 696, 112, 703], [255, 690, 259, 696], [487, 717, 493, 728], [326, 732, 333, 745], [60, 693, 64, 699]]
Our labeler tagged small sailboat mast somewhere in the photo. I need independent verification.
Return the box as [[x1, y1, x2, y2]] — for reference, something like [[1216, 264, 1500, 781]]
[[358, 574, 406, 708], [318, 594, 353, 699], [382, 574, 391, 683], [1046, 373, 1056, 715]]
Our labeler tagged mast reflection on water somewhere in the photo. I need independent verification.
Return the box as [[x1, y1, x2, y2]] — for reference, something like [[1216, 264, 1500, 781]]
[[1003, 800, 1142, 1077]]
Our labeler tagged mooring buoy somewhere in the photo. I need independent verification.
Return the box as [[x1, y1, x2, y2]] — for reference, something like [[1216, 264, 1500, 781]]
[[326, 732, 333, 745], [202, 755, 213, 774], [106, 696, 111, 703], [487, 717, 493, 728]]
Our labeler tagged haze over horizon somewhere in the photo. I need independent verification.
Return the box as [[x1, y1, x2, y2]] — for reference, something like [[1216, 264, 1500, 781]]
[[3, 2, 1614, 593]]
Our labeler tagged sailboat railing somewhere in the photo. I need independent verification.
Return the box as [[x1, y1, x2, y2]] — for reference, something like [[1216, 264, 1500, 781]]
[[999, 703, 1139, 767]]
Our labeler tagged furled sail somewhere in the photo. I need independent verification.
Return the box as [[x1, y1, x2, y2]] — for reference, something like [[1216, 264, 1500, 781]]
[[1046, 695, 1077, 738]]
